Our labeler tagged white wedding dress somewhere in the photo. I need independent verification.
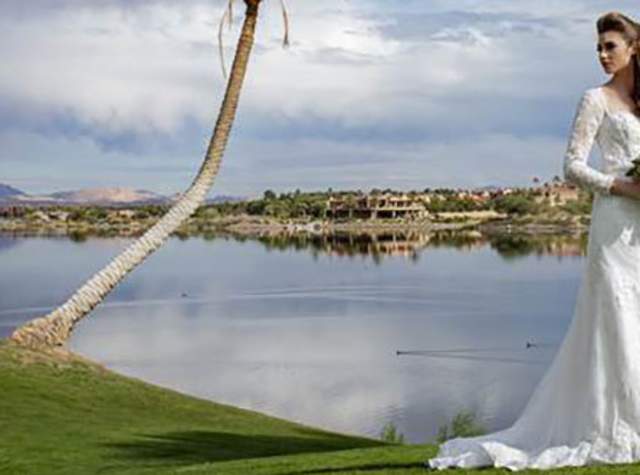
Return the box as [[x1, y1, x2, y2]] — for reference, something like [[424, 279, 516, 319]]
[[427, 86, 640, 471]]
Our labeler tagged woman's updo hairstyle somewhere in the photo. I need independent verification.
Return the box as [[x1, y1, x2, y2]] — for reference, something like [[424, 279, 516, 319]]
[[597, 11, 640, 111]]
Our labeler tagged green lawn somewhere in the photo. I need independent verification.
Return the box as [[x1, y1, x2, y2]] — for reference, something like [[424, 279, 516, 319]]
[[2, 339, 640, 474]]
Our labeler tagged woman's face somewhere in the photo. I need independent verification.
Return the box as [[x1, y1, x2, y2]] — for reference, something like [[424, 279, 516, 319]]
[[597, 30, 636, 75]]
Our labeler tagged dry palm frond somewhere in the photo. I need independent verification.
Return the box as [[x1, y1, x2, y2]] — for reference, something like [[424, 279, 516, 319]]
[[218, 0, 290, 79], [218, 0, 235, 80], [279, 0, 290, 48]]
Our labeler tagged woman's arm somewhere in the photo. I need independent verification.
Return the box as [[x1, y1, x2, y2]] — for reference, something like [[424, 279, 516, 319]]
[[563, 89, 616, 195], [610, 176, 640, 198]]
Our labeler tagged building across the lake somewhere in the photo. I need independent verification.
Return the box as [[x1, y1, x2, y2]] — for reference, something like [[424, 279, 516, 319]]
[[325, 193, 428, 220], [0, 206, 27, 218], [532, 181, 580, 206]]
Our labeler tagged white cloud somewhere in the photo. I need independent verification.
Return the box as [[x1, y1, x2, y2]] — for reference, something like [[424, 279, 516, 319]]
[[0, 0, 599, 133], [1, 0, 635, 193], [0, 130, 195, 193], [0, 2, 224, 134]]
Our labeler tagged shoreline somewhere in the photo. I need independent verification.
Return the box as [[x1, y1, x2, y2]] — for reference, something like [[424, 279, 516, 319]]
[[0, 213, 590, 238], [2, 339, 433, 475]]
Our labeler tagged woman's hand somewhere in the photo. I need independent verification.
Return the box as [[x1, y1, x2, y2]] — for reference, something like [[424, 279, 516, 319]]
[[611, 176, 640, 199]]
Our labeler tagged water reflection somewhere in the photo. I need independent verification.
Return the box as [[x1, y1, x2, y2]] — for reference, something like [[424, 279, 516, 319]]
[[2, 228, 589, 262], [69, 301, 557, 444], [0, 237, 21, 255], [397, 349, 551, 366], [0, 231, 587, 443], [209, 229, 589, 263]]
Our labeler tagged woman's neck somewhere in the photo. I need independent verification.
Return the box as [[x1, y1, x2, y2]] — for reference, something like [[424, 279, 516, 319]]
[[611, 62, 636, 99]]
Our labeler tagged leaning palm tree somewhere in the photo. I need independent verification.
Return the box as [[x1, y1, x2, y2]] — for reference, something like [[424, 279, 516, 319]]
[[11, 0, 287, 349]]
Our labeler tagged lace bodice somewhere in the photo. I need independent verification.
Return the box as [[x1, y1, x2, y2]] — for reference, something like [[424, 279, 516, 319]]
[[563, 86, 640, 195]]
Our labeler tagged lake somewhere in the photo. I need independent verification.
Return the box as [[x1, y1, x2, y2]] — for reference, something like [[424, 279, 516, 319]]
[[0, 230, 589, 443]]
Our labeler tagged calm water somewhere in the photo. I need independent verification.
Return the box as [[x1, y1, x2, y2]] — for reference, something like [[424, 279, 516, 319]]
[[0, 231, 589, 443]]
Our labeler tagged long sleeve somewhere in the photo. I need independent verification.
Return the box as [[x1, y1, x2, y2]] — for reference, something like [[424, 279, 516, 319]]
[[563, 89, 616, 195]]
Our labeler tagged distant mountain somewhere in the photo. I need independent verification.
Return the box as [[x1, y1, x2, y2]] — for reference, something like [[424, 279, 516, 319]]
[[49, 187, 164, 205], [0, 185, 246, 206], [0, 184, 25, 198], [1, 186, 165, 206], [206, 195, 246, 204]]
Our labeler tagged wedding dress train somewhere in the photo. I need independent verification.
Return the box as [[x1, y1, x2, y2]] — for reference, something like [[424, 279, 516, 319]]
[[427, 86, 640, 471]]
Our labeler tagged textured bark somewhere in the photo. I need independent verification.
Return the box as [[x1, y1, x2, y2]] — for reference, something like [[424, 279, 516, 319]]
[[11, 1, 262, 350]]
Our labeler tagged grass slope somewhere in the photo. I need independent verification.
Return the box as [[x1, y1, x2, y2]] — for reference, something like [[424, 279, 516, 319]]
[[2, 339, 640, 474]]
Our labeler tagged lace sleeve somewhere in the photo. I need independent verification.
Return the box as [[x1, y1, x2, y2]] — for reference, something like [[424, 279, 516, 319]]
[[563, 89, 616, 195]]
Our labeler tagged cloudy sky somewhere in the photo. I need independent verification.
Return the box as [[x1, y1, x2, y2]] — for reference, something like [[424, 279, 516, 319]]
[[1, 0, 637, 198]]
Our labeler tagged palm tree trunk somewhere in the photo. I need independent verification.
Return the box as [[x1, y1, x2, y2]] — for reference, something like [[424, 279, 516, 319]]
[[11, 0, 263, 350]]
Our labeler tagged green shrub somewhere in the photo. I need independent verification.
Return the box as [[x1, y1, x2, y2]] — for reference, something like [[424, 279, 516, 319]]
[[436, 408, 486, 443], [492, 195, 540, 215], [559, 198, 592, 215], [379, 421, 405, 444]]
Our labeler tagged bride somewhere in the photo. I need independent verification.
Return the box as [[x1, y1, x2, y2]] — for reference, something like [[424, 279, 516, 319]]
[[427, 11, 640, 471]]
